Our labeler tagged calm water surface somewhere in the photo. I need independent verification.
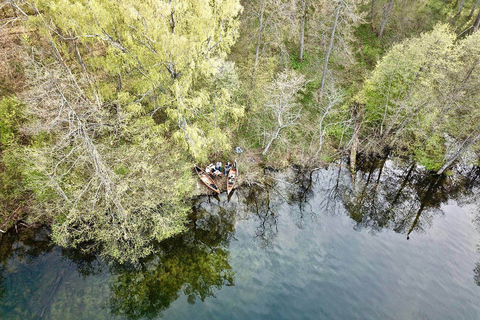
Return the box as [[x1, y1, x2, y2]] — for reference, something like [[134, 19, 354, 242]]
[[1, 162, 480, 319]]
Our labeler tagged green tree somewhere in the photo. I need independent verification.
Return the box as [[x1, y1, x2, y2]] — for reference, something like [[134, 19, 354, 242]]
[[31, 0, 244, 161], [354, 25, 456, 168], [354, 24, 480, 172], [0, 96, 28, 231], [2, 0, 244, 262]]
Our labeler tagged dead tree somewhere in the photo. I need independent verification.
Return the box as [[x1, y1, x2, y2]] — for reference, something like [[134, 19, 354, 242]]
[[319, 1, 341, 99], [252, 0, 266, 89], [469, 0, 480, 18], [474, 8, 480, 33], [262, 71, 306, 155], [437, 129, 480, 175], [378, 0, 394, 38]]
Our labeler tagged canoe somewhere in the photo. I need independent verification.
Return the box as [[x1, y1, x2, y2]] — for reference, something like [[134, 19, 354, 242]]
[[195, 165, 220, 194], [227, 161, 238, 195]]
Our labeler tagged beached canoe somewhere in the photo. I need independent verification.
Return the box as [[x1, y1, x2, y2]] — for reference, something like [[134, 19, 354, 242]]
[[227, 161, 238, 195], [195, 165, 220, 194]]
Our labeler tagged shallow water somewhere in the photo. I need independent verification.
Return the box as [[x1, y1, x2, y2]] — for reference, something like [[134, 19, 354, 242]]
[[1, 162, 480, 319]]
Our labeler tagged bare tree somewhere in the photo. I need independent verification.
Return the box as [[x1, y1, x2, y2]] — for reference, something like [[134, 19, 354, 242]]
[[314, 87, 344, 159], [474, 8, 480, 33], [319, 1, 341, 99], [262, 70, 306, 155], [469, 0, 480, 18], [378, 0, 394, 38], [349, 102, 363, 180], [252, 0, 266, 89], [457, 0, 466, 15]]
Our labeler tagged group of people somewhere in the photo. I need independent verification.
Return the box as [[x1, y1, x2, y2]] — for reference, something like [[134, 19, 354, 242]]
[[205, 161, 232, 177]]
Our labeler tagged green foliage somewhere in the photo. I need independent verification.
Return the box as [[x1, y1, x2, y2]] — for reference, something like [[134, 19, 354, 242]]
[[0, 96, 29, 229], [356, 23, 480, 170], [356, 25, 456, 153], [0, 0, 247, 262], [0, 96, 23, 148], [2, 0, 480, 264], [354, 24, 384, 70], [414, 134, 445, 171], [290, 53, 310, 71], [31, 0, 244, 162]]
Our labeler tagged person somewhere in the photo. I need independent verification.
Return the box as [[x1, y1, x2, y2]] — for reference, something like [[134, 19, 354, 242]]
[[216, 161, 222, 173], [206, 163, 215, 176], [224, 162, 231, 175]]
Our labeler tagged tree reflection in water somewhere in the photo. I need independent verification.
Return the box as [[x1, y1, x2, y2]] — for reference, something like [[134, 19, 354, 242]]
[[341, 158, 463, 238], [244, 184, 280, 249], [107, 204, 236, 320], [0, 226, 56, 318], [2, 160, 480, 317]]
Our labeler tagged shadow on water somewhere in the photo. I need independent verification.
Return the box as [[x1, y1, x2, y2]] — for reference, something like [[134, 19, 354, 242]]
[[2, 160, 480, 318]]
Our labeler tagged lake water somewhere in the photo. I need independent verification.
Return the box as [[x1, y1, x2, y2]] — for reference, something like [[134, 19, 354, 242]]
[[1, 161, 480, 319]]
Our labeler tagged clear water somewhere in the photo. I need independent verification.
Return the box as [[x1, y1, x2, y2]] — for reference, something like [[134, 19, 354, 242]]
[[1, 162, 480, 319]]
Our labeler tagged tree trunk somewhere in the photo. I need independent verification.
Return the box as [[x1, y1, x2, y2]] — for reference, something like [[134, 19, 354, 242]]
[[314, 97, 337, 158], [436, 130, 480, 175], [378, 0, 394, 38], [349, 103, 363, 180], [469, 0, 480, 18], [457, 0, 466, 14], [319, 1, 341, 99], [252, 0, 266, 89], [299, 0, 306, 61], [406, 176, 442, 239], [370, 0, 376, 31], [473, 9, 480, 33], [262, 126, 282, 155]]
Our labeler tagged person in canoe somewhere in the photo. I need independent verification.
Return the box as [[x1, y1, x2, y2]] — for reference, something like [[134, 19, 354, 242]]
[[214, 161, 222, 176], [224, 162, 231, 175]]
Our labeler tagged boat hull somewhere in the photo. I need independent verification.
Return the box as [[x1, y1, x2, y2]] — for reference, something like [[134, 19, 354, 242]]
[[227, 164, 238, 195], [195, 166, 220, 194]]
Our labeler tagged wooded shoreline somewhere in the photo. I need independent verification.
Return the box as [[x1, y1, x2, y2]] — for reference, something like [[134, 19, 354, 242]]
[[1, 0, 480, 263]]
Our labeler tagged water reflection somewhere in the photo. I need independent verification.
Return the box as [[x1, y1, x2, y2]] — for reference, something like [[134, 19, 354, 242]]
[[1, 160, 480, 318], [107, 204, 236, 319], [342, 158, 475, 239]]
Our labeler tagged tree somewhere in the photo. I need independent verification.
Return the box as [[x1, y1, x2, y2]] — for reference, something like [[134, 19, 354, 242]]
[[6, 0, 244, 263], [0, 96, 28, 231], [299, 0, 307, 61], [378, 0, 394, 38], [474, 8, 480, 33], [319, 1, 341, 99], [355, 24, 480, 172], [262, 70, 306, 155], [252, 0, 267, 89], [243, 0, 299, 90], [435, 30, 480, 173], [457, 0, 466, 15], [31, 0, 244, 162], [469, 0, 480, 18], [318, 0, 362, 99], [370, 0, 376, 31]]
